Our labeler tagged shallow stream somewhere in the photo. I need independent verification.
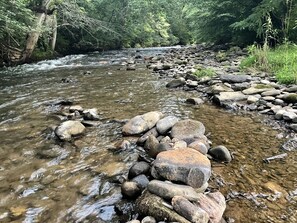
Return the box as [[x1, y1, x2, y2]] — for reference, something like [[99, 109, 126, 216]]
[[0, 48, 296, 222]]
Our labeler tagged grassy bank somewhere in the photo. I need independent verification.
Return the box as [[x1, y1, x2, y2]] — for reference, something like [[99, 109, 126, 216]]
[[241, 44, 297, 84]]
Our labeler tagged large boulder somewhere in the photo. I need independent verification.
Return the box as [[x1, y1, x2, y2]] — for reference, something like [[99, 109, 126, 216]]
[[152, 148, 211, 188], [156, 116, 179, 134], [147, 180, 204, 201], [55, 120, 85, 141], [220, 74, 251, 83], [213, 92, 248, 104], [123, 111, 164, 135], [166, 79, 186, 88], [171, 119, 205, 140], [136, 191, 191, 223]]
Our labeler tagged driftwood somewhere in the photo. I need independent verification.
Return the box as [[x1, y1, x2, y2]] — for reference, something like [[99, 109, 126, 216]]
[[263, 153, 288, 163]]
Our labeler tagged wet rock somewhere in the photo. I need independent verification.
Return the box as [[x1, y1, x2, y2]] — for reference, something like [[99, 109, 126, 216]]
[[274, 99, 285, 106], [166, 79, 185, 88], [186, 73, 199, 81], [127, 65, 136, 70], [149, 142, 173, 158], [220, 74, 251, 83], [81, 120, 101, 127], [208, 145, 232, 162], [69, 105, 83, 113], [36, 145, 64, 159], [281, 139, 297, 151], [289, 124, 297, 132], [129, 161, 150, 179], [141, 216, 156, 223], [9, 206, 27, 219], [275, 110, 286, 120], [194, 192, 226, 223], [83, 108, 100, 120], [123, 111, 164, 135], [172, 196, 209, 223], [55, 120, 86, 141], [186, 80, 198, 87], [121, 181, 141, 198], [132, 174, 150, 190], [145, 135, 160, 157], [152, 148, 211, 188], [232, 82, 251, 91], [156, 116, 179, 134], [171, 119, 205, 140], [137, 127, 159, 145], [136, 191, 191, 223], [213, 92, 247, 104], [114, 140, 131, 150], [186, 98, 204, 105], [147, 180, 204, 201]]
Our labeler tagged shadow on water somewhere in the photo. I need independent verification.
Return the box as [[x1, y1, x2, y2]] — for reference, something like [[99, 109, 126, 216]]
[[0, 48, 296, 222]]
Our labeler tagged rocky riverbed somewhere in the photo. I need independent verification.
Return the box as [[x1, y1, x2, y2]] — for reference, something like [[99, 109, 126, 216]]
[[0, 46, 296, 222]]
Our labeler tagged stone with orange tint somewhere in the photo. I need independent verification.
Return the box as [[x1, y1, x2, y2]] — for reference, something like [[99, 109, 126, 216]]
[[152, 148, 211, 188]]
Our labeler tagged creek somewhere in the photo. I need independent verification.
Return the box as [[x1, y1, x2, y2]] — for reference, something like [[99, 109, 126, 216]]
[[0, 47, 296, 222]]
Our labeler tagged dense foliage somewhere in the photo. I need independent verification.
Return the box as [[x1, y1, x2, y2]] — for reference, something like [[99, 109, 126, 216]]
[[0, 0, 296, 64]]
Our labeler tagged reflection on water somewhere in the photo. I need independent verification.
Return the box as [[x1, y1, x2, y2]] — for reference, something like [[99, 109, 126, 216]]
[[0, 48, 296, 222]]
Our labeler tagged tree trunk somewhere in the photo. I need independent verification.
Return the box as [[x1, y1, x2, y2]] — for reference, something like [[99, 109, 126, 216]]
[[21, 0, 53, 62], [51, 14, 57, 51]]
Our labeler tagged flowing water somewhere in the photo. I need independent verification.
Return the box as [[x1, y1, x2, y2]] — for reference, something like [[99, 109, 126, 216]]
[[0, 48, 296, 223]]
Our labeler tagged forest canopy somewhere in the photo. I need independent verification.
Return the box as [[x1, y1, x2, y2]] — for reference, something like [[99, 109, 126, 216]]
[[0, 0, 296, 64]]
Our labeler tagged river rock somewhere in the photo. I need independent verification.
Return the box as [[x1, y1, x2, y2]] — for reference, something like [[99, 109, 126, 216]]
[[213, 92, 248, 104], [166, 79, 185, 88], [172, 196, 209, 223], [220, 74, 251, 83], [148, 180, 205, 201], [275, 110, 286, 120], [55, 120, 86, 141], [132, 174, 150, 190], [127, 220, 140, 223], [129, 161, 151, 179], [247, 95, 259, 104], [188, 141, 208, 155], [243, 87, 273, 95], [172, 139, 187, 149], [209, 84, 234, 94], [194, 192, 226, 223], [208, 145, 232, 162], [137, 127, 159, 145], [232, 82, 251, 91], [121, 181, 141, 198], [283, 111, 297, 122], [285, 86, 297, 92], [145, 135, 160, 157], [279, 93, 297, 103], [186, 80, 198, 87], [262, 96, 275, 102], [171, 119, 205, 140], [281, 138, 297, 151], [261, 89, 281, 97], [186, 98, 204, 105], [69, 105, 83, 113], [83, 108, 100, 120], [141, 216, 156, 223], [136, 191, 191, 223], [152, 148, 211, 188], [123, 111, 164, 135], [156, 116, 179, 134]]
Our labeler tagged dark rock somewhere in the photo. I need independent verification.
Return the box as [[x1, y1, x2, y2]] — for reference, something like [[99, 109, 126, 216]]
[[83, 108, 100, 120], [232, 82, 251, 91], [220, 74, 251, 83], [137, 127, 159, 145], [55, 120, 85, 141], [121, 181, 141, 198], [136, 191, 191, 223], [156, 116, 179, 134], [129, 162, 151, 179], [147, 180, 204, 201], [186, 98, 204, 105], [166, 79, 185, 88], [152, 148, 211, 188], [185, 73, 199, 81], [208, 145, 232, 162], [132, 174, 150, 190], [69, 105, 83, 113], [145, 135, 160, 157], [171, 119, 205, 140], [172, 196, 209, 223], [280, 93, 297, 103]]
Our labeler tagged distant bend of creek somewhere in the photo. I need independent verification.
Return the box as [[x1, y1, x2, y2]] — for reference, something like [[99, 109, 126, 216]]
[[0, 47, 296, 223]]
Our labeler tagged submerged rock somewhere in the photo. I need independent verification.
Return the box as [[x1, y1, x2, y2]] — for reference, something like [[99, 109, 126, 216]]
[[123, 111, 164, 135], [208, 145, 232, 162], [55, 120, 85, 141], [213, 92, 247, 104], [152, 148, 211, 188]]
